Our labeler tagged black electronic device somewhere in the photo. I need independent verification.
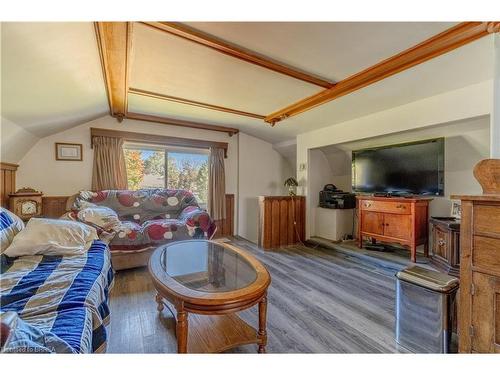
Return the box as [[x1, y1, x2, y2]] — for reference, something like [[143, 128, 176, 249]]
[[352, 138, 444, 196], [319, 184, 356, 209]]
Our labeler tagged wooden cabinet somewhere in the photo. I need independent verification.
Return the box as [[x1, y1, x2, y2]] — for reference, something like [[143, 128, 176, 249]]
[[430, 218, 460, 277], [453, 195, 500, 353], [356, 196, 432, 262], [470, 272, 500, 353], [0, 162, 18, 209], [258, 196, 305, 250]]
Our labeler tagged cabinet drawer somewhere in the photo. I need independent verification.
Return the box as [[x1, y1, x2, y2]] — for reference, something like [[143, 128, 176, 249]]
[[360, 200, 411, 214], [432, 227, 449, 261], [473, 236, 500, 275], [474, 205, 500, 235]]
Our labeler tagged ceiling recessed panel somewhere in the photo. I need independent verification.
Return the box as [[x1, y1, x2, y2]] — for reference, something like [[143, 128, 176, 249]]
[[1, 22, 108, 136], [128, 93, 288, 143], [185, 22, 457, 82], [130, 22, 321, 115]]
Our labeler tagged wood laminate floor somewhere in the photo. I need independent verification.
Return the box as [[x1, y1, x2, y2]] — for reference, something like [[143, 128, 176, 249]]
[[107, 237, 409, 353]]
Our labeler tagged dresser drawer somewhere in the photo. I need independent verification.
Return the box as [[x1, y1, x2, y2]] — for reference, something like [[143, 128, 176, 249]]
[[474, 204, 500, 235], [472, 236, 500, 275], [360, 200, 411, 214]]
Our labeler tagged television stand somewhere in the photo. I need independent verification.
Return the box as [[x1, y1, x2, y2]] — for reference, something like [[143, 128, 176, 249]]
[[356, 196, 432, 263]]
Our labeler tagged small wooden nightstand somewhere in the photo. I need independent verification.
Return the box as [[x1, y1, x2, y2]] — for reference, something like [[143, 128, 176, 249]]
[[9, 188, 43, 222], [429, 217, 460, 278]]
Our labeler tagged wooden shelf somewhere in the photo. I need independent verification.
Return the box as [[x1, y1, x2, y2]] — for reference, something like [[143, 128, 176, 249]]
[[186, 313, 259, 353]]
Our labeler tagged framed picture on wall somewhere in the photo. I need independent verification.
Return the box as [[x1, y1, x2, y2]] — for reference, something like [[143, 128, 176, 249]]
[[55, 142, 83, 161]]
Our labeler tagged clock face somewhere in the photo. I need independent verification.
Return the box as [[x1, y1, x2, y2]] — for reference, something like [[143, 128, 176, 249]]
[[21, 200, 37, 215]]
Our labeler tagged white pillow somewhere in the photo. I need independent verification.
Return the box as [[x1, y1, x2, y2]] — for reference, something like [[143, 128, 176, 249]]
[[77, 206, 120, 231], [3, 218, 98, 257]]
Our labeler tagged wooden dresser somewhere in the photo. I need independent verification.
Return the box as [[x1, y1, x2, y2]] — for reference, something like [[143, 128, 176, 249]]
[[453, 195, 500, 353], [258, 196, 305, 250], [452, 159, 500, 353], [356, 196, 432, 262]]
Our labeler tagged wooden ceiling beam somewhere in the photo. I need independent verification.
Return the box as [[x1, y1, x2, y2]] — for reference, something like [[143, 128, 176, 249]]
[[265, 22, 500, 125], [141, 21, 334, 89], [125, 112, 239, 136], [95, 22, 132, 121], [129, 87, 266, 120]]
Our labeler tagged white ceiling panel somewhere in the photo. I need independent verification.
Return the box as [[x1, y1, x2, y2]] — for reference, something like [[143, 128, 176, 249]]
[[1, 22, 494, 146], [1, 22, 108, 136], [281, 35, 494, 136], [185, 22, 456, 81], [130, 22, 322, 115], [128, 92, 288, 142]]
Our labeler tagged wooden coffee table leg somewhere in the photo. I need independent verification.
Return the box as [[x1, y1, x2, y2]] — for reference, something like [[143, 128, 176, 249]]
[[155, 293, 164, 312], [257, 295, 268, 353], [176, 307, 189, 353]]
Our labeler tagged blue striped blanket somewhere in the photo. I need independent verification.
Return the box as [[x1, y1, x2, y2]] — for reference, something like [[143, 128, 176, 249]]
[[1, 241, 113, 353]]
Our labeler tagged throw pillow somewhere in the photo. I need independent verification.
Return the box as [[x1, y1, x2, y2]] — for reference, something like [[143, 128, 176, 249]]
[[3, 218, 97, 257]]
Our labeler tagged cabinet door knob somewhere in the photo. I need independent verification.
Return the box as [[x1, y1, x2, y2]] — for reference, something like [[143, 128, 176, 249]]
[[438, 239, 446, 246]]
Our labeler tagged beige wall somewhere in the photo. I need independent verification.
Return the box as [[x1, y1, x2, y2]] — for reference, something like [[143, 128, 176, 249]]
[[0, 116, 40, 164], [238, 132, 293, 243], [17, 115, 238, 195], [310, 116, 490, 236], [17, 115, 239, 231], [298, 80, 493, 238], [16, 115, 292, 244]]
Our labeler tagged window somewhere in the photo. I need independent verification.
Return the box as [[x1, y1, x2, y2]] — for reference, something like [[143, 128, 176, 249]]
[[123, 143, 209, 207]]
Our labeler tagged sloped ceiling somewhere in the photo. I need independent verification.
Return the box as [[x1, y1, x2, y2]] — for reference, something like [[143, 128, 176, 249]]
[[0, 22, 495, 146], [1, 22, 108, 137]]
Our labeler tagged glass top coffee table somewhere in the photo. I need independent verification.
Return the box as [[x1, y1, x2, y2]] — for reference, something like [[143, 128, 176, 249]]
[[149, 240, 271, 353]]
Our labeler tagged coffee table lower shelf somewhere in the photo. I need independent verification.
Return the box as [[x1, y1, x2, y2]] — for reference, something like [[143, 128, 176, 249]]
[[184, 313, 260, 353]]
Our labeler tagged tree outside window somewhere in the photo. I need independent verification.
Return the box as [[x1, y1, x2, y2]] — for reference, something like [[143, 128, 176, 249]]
[[124, 145, 209, 206]]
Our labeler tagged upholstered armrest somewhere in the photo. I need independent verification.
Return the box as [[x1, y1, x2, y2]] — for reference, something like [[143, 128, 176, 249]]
[[179, 206, 217, 238]]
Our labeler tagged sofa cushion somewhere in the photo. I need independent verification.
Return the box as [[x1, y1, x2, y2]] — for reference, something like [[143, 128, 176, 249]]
[[77, 206, 121, 232], [75, 189, 199, 223], [72, 189, 216, 253]]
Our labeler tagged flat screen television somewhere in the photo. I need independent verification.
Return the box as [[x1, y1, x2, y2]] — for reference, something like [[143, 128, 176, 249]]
[[352, 138, 444, 196]]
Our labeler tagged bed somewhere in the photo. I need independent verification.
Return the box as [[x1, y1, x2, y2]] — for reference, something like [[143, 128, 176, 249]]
[[1, 210, 114, 353]]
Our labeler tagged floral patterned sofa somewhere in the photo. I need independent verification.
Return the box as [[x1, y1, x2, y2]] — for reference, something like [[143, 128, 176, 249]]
[[71, 189, 217, 270]]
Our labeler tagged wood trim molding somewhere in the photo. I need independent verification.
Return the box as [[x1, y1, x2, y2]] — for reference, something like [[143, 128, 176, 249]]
[[90, 127, 230, 157], [125, 112, 239, 137], [95, 22, 131, 121], [265, 22, 499, 125], [42, 196, 70, 218], [0, 162, 19, 171], [141, 22, 334, 89], [129, 87, 266, 120], [1, 163, 18, 209]]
